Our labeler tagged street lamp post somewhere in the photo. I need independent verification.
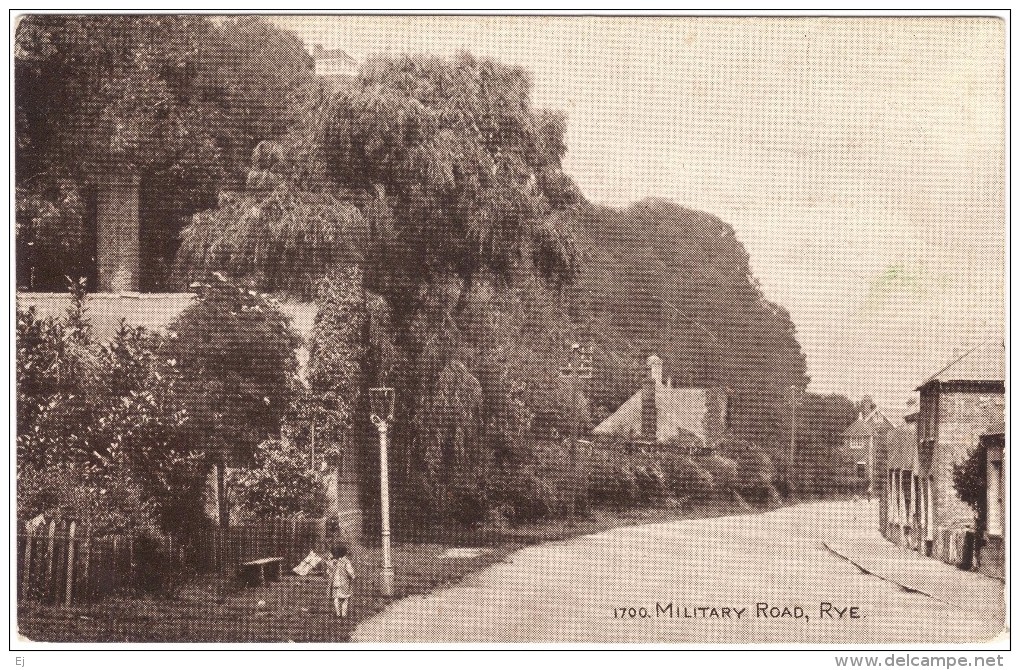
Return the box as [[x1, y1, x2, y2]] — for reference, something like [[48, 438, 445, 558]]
[[559, 342, 592, 522], [787, 384, 798, 498], [369, 387, 396, 598]]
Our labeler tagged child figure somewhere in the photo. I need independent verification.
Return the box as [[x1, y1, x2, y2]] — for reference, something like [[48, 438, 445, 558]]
[[325, 545, 355, 618]]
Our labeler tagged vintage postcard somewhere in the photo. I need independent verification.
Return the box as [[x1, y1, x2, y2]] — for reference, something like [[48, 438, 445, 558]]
[[12, 13, 1007, 653]]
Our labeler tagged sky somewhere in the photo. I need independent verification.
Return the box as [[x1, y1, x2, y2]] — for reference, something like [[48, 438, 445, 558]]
[[274, 15, 1006, 416]]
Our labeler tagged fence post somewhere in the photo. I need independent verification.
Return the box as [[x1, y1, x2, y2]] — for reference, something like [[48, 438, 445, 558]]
[[64, 521, 77, 607], [20, 524, 33, 601], [80, 524, 91, 603], [112, 536, 121, 592], [45, 520, 57, 603], [290, 517, 297, 564]]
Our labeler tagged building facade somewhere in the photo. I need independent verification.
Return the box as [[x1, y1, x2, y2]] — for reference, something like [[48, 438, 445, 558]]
[[913, 341, 1005, 569], [843, 408, 894, 498], [975, 425, 1005, 578], [881, 415, 922, 549]]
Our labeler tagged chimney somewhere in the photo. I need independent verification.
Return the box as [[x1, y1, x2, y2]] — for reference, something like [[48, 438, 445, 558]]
[[96, 173, 140, 293], [647, 355, 663, 384], [642, 355, 662, 439]]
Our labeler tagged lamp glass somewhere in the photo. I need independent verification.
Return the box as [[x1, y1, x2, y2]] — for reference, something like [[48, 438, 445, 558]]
[[369, 387, 396, 422]]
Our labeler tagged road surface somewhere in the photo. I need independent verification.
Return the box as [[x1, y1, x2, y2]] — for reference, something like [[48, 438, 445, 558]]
[[353, 500, 1005, 643]]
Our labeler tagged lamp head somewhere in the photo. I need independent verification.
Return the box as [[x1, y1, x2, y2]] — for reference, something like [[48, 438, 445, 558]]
[[369, 387, 396, 425]]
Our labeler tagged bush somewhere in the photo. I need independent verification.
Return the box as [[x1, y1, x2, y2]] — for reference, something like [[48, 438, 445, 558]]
[[953, 447, 986, 517], [165, 276, 301, 467], [660, 451, 714, 500], [17, 282, 195, 535], [584, 441, 639, 510], [720, 438, 778, 504], [228, 439, 325, 521], [17, 461, 157, 535], [698, 453, 738, 490]]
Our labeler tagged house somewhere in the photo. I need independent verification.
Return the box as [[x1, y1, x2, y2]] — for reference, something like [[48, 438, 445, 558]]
[[881, 414, 920, 549], [311, 44, 357, 85], [16, 175, 359, 532], [842, 407, 895, 498], [915, 340, 1005, 567], [975, 424, 1005, 578], [592, 355, 729, 451]]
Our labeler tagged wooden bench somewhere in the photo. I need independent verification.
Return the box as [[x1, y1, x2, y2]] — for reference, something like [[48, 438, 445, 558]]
[[238, 557, 284, 586]]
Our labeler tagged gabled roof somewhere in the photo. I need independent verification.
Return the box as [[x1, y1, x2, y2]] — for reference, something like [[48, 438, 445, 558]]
[[593, 383, 708, 443], [918, 339, 1005, 389], [843, 409, 895, 438]]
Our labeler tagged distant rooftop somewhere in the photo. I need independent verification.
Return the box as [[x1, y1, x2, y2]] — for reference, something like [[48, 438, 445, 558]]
[[592, 382, 710, 444], [843, 408, 895, 438], [311, 44, 357, 81]]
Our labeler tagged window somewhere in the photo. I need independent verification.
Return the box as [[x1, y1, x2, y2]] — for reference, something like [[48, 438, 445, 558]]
[[987, 458, 1004, 536]]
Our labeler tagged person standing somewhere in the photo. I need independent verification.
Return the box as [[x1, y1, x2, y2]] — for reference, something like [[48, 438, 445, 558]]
[[325, 545, 355, 618]]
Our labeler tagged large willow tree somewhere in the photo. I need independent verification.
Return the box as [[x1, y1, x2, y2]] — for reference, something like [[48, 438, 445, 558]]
[[179, 53, 582, 522]]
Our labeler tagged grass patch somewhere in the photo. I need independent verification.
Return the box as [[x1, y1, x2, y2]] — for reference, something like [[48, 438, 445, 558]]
[[18, 498, 763, 642]]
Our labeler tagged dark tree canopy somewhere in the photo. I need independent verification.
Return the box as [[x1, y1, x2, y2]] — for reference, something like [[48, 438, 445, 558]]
[[17, 34, 832, 523], [163, 278, 301, 466], [322, 54, 579, 293], [15, 15, 316, 291], [178, 52, 580, 308]]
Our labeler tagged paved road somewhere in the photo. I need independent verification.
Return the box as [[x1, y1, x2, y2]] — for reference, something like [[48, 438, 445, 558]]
[[353, 500, 1005, 643]]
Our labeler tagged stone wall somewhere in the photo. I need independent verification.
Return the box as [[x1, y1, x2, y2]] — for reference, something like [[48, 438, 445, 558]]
[[930, 389, 1004, 531]]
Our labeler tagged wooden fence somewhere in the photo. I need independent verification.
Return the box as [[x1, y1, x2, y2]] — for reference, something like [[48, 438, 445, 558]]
[[17, 515, 351, 606], [17, 519, 186, 607], [197, 516, 333, 575]]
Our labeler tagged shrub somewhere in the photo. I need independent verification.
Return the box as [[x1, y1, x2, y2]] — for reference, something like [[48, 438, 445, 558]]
[[17, 460, 157, 535], [228, 439, 325, 521], [585, 441, 639, 510], [953, 447, 986, 517], [164, 276, 300, 467], [720, 438, 778, 504], [660, 451, 714, 500], [698, 453, 738, 489], [17, 282, 194, 535]]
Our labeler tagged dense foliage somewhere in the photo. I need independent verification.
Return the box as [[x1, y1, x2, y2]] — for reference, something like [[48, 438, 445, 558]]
[[16, 282, 198, 534], [953, 447, 986, 519], [163, 277, 301, 467], [18, 29, 859, 530], [573, 200, 811, 464], [15, 15, 316, 290], [227, 439, 325, 520]]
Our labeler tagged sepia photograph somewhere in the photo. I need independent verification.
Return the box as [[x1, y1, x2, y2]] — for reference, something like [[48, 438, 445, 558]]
[[11, 12, 1007, 650]]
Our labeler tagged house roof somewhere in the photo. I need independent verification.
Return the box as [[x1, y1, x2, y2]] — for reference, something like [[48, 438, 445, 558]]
[[918, 339, 1005, 389], [843, 409, 895, 438], [592, 383, 708, 443], [886, 422, 918, 471]]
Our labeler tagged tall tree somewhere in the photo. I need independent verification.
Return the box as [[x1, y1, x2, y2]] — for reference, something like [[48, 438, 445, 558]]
[[163, 277, 301, 469], [15, 15, 315, 290]]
